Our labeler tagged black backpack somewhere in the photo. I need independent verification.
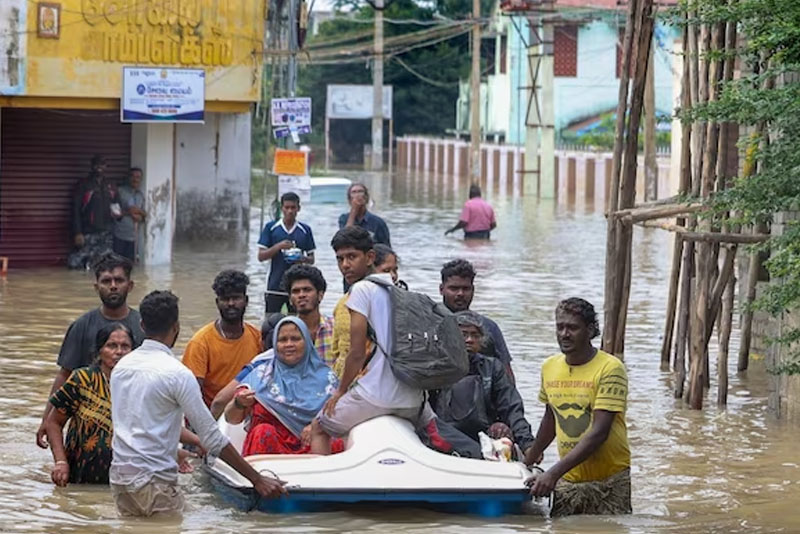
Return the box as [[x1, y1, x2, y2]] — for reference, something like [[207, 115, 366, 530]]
[[366, 275, 469, 389]]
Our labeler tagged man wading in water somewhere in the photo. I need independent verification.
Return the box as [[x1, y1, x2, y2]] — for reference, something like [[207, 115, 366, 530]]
[[36, 253, 144, 448], [525, 298, 631, 516]]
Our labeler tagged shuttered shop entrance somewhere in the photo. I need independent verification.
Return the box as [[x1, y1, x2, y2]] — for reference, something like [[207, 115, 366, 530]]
[[0, 109, 131, 267]]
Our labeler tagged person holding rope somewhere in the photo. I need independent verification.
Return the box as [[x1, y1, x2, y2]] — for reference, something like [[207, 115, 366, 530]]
[[524, 298, 631, 516]]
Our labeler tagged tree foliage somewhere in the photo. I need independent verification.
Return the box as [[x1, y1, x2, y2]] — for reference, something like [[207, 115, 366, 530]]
[[299, 0, 479, 163], [676, 0, 800, 372]]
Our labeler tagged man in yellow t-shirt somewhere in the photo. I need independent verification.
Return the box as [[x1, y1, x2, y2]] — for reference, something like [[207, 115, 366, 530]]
[[524, 297, 631, 516]]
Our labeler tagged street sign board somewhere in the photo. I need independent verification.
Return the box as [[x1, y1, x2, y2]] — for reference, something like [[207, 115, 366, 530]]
[[326, 85, 392, 120], [273, 149, 308, 176], [271, 97, 312, 128], [121, 67, 205, 123]]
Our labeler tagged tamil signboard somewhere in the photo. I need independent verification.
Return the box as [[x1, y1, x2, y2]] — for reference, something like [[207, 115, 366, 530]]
[[326, 85, 392, 120], [121, 67, 205, 123]]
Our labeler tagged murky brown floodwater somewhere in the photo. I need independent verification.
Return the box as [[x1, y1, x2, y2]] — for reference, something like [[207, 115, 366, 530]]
[[1, 169, 797, 534]]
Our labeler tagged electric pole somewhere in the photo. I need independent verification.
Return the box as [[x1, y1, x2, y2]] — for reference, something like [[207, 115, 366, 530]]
[[469, 0, 481, 181], [371, 0, 384, 171]]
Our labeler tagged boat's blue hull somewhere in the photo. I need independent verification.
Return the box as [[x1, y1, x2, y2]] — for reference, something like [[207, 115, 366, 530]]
[[207, 469, 531, 516]]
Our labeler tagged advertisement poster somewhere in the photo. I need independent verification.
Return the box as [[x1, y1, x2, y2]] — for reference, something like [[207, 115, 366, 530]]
[[326, 85, 392, 120], [121, 67, 205, 123]]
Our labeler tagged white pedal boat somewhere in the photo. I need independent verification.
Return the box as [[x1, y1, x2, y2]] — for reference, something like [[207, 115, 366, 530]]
[[205, 415, 534, 515]]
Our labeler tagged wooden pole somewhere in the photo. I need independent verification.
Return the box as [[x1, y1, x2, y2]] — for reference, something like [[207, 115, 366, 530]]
[[644, 40, 658, 202], [603, 0, 656, 357], [738, 235, 760, 371], [602, 0, 638, 354], [664, 19, 694, 374], [661, 234, 683, 370], [717, 273, 735, 406]]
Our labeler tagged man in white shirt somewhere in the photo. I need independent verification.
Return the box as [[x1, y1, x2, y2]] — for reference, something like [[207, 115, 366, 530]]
[[309, 229, 431, 454], [110, 290, 286, 516]]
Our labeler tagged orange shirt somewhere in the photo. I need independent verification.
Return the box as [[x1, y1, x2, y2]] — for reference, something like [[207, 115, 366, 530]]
[[181, 322, 262, 407]]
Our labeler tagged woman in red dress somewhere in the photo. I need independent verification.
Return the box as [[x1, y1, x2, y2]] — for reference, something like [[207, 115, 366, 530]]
[[224, 316, 343, 455]]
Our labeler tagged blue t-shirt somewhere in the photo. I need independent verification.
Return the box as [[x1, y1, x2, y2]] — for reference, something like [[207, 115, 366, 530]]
[[337, 210, 391, 246], [258, 219, 316, 290]]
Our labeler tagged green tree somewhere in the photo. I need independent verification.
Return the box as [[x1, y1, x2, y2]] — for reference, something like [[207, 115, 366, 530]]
[[678, 0, 800, 372], [299, 0, 476, 162]]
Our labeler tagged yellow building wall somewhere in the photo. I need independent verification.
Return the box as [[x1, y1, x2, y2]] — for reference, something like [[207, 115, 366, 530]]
[[22, 0, 264, 103]]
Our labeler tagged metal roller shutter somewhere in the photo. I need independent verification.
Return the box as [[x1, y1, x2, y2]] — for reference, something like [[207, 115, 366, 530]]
[[0, 108, 131, 267]]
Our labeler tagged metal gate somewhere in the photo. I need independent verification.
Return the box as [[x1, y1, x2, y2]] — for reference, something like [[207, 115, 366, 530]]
[[0, 108, 131, 267]]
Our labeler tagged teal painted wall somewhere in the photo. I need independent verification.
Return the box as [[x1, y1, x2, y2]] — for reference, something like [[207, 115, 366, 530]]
[[506, 17, 678, 145]]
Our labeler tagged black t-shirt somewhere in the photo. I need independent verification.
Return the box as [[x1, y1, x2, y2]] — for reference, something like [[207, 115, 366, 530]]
[[56, 308, 145, 371]]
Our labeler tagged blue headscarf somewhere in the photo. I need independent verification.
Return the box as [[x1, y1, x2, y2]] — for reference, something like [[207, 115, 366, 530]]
[[240, 316, 338, 437]]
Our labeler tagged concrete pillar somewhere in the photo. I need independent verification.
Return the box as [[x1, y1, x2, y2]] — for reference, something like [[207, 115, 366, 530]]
[[567, 157, 577, 204], [131, 123, 175, 266], [585, 157, 596, 203], [175, 112, 251, 244]]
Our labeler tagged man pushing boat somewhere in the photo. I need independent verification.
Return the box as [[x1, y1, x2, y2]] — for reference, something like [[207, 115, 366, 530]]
[[525, 298, 632, 516]]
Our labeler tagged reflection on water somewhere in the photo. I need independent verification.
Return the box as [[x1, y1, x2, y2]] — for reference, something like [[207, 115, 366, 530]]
[[0, 169, 797, 533]]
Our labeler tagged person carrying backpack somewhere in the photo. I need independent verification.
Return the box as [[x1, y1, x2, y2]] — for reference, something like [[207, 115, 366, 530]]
[[310, 228, 468, 454], [429, 311, 534, 459]]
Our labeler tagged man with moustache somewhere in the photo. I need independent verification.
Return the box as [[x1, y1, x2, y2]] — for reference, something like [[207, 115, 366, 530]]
[[282, 265, 334, 364], [182, 270, 262, 409], [524, 298, 631, 517], [36, 252, 144, 448], [439, 259, 514, 380]]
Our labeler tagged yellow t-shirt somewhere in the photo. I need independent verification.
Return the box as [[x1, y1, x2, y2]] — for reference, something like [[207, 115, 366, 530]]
[[538, 349, 630, 483], [331, 292, 373, 380], [331, 294, 351, 379]]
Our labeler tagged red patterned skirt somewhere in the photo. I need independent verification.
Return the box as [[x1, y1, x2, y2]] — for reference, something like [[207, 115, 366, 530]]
[[242, 403, 344, 456]]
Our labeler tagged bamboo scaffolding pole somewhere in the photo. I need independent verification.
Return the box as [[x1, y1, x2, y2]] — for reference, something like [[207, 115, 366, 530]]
[[674, 246, 692, 398], [664, 19, 694, 375], [661, 234, 683, 371], [738, 231, 761, 372], [717, 273, 735, 405], [602, 0, 638, 355], [638, 221, 769, 243], [615, 203, 705, 223], [603, 0, 656, 357]]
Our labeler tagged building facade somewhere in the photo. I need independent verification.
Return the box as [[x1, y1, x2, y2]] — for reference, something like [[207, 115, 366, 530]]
[[457, 1, 679, 145], [0, 0, 264, 267]]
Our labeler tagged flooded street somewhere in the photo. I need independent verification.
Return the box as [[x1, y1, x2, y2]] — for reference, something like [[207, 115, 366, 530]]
[[0, 170, 797, 533]]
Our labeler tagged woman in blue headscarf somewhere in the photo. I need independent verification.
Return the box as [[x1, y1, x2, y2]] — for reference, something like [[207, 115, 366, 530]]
[[223, 316, 345, 455]]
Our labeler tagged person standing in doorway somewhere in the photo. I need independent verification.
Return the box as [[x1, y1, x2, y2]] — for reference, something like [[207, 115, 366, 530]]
[[68, 155, 116, 269], [338, 183, 391, 246], [445, 184, 496, 240], [258, 192, 316, 313], [182, 270, 262, 409], [112, 167, 146, 262], [525, 298, 631, 517]]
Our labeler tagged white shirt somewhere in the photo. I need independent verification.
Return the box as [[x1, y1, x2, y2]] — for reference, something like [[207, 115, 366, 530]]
[[110, 339, 229, 489], [347, 274, 423, 409]]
